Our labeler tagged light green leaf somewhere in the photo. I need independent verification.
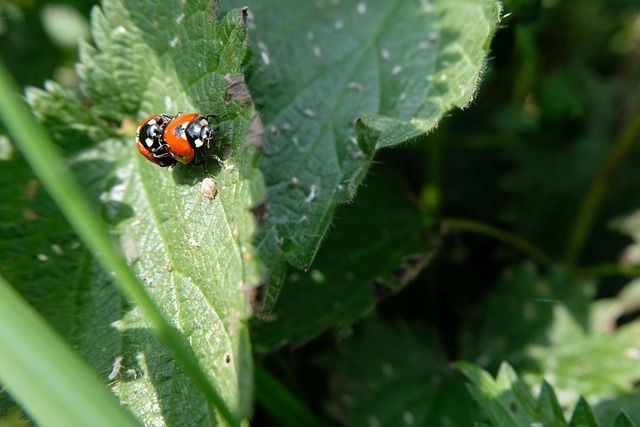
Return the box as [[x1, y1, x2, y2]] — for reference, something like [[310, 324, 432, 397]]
[[3, 1, 264, 425], [460, 265, 640, 422], [457, 362, 540, 427], [0, 275, 141, 427], [458, 361, 634, 427]]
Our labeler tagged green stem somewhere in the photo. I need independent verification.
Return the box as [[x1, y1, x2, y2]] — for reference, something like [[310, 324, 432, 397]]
[[254, 366, 328, 427], [0, 61, 240, 426], [441, 218, 554, 268], [576, 263, 640, 278], [564, 108, 640, 266]]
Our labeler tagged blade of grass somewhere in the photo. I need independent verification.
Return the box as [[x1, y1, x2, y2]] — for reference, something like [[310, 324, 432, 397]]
[[564, 108, 640, 266], [0, 275, 142, 427], [0, 60, 240, 427]]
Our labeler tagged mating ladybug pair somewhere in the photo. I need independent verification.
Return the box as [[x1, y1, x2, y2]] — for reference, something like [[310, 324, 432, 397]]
[[136, 113, 220, 167]]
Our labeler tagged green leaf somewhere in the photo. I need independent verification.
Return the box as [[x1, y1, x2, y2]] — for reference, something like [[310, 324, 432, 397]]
[[83, 3, 262, 423], [460, 265, 640, 419], [456, 361, 540, 427], [568, 398, 599, 427], [2, 1, 264, 425], [537, 381, 568, 427], [460, 265, 594, 371], [225, 0, 501, 276], [252, 167, 433, 351], [0, 275, 141, 427], [613, 413, 636, 427], [458, 361, 640, 427], [321, 320, 482, 427]]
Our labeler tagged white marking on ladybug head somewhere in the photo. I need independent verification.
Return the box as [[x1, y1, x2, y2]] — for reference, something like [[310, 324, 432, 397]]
[[194, 139, 204, 148], [145, 138, 154, 147]]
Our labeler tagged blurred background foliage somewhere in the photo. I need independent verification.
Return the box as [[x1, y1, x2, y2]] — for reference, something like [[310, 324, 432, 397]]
[[2, 0, 640, 425]]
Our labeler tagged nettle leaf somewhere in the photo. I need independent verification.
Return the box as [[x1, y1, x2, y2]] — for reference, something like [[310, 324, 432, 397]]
[[7, 0, 263, 424], [321, 320, 482, 427], [534, 284, 640, 412], [460, 265, 640, 425], [460, 265, 594, 370], [457, 362, 614, 427], [252, 166, 433, 352], [459, 362, 638, 427], [456, 362, 541, 427], [225, 0, 501, 281]]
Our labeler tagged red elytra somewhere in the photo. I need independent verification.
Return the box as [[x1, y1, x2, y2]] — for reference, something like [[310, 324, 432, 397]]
[[164, 114, 217, 164], [135, 114, 176, 167]]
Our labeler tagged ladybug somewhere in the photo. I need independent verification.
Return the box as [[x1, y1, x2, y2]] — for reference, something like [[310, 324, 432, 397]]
[[163, 113, 218, 165], [135, 114, 176, 167]]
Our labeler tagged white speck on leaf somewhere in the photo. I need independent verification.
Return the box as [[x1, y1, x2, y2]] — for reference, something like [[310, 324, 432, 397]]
[[392, 65, 403, 75], [258, 41, 270, 65], [348, 81, 364, 92], [357, 2, 367, 14], [334, 20, 344, 30], [260, 51, 270, 65], [381, 49, 390, 60], [306, 31, 314, 40], [108, 356, 123, 381], [313, 46, 322, 58], [403, 411, 415, 425], [381, 362, 394, 377], [200, 177, 217, 199], [169, 36, 179, 47], [305, 185, 318, 203], [420, 0, 433, 12], [114, 26, 126, 35], [51, 244, 63, 255], [37, 254, 48, 262], [303, 108, 316, 117], [175, 13, 185, 24]]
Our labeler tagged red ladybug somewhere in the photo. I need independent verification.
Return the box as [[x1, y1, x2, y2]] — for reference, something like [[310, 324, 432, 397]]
[[135, 113, 219, 167], [163, 113, 218, 165], [135, 114, 175, 167]]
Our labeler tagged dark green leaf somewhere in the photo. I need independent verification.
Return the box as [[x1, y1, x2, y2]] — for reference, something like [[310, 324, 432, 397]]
[[568, 398, 599, 427], [322, 320, 482, 427], [226, 0, 501, 277], [252, 167, 432, 351], [457, 361, 540, 427], [613, 412, 636, 427]]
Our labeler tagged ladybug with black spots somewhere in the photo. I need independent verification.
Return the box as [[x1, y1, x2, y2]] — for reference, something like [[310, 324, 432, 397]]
[[135, 114, 175, 167], [135, 113, 220, 167]]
